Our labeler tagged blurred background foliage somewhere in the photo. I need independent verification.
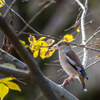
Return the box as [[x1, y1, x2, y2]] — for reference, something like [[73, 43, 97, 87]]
[[1, 0, 100, 100]]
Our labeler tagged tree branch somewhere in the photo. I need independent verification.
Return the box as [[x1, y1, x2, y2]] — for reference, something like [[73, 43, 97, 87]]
[[75, 0, 88, 67], [85, 59, 100, 70], [18, 0, 55, 35], [0, 65, 29, 78], [0, 48, 29, 70], [3, 0, 16, 18], [0, 49, 78, 100], [0, 16, 59, 100], [86, 29, 100, 44]]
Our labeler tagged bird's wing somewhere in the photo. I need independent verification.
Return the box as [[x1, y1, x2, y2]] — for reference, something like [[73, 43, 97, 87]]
[[66, 50, 88, 80]]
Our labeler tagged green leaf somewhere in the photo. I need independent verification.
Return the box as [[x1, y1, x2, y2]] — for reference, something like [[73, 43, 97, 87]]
[[0, 83, 9, 100], [4, 82, 21, 92], [0, 63, 16, 69]]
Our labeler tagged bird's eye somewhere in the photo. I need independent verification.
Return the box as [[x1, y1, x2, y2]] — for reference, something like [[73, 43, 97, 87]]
[[58, 43, 62, 47]]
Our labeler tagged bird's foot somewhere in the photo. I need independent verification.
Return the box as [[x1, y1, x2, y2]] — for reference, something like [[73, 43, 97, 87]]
[[64, 76, 72, 83]]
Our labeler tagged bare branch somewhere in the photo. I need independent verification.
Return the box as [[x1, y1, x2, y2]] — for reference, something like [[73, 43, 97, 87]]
[[46, 77, 79, 100], [75, 0, 88, 67], [5, 4, 41, 35], [18, 0, 55, 35], [0, 16, 59, 100], [86, 29, 100, 44], [0, 50, 78, 100], [0, 65, 29, 78], [0, 46, 78, 100], [75, 0, 85, 10], [0, 48, 29, 70], [3, 0, 16, 18], [85, 59, 100, 70]]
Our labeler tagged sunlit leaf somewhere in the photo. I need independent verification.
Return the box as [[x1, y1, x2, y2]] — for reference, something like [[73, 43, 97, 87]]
[[0, 83, 9, 100], [20, 40, 29, 48], [20, 40, 25, 45], [0, 77, 15, 82], [40, 47, 48, 59], [22, 35, 55, 59], [45, 39, 55, 46], [77, 26, 81, 33], [40, 48, 55, 59], [62, 34, 74, 42], [29, 44, 35, 51], [38, 37, 46, 41], [0, 77, 21, 100], [33, 49, 39, 58], [4, 82, 21, 92], [44, 48, 55, 58], [28, 35, 36, 44], [0, 0, 5, 8]]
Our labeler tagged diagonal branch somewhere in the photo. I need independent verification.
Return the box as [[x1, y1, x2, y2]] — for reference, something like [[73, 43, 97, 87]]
[[3, 0, 16, 18], [0, 16, 79, 100], [0, 16, 59, 100], [0, 49, 78, 100], [18, 0, 55, 35], [0, 65, 29, 78], [0, 48, 29, 70]]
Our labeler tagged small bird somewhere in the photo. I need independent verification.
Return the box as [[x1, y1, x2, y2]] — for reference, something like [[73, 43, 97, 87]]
[[53, 40, 88, 91]]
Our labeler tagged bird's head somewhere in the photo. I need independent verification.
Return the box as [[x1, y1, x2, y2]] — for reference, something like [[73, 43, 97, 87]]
[[52, 40, 71, 51]]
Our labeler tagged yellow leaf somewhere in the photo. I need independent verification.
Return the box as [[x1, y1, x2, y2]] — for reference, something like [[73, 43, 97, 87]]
[[4, 82, 21, 92], [36, 41, 47, 47], [0, 77, 15, 82], [33, 49, 39, 58], [28, 35, 36, 44], [0, 83, 9, 100], [77, 26, 81, 33], [0, 0, 5, 8], [45, 48, 55, 58], [40, 47, 48, 59], [45, 39, 55, 46], [20, 40, 29, 48], [40, 48, 55, 59], [62, 34, 74, 42], [0, 77, 21, 100], [20, 40, 26, 45], [38, 37, 46, 41]]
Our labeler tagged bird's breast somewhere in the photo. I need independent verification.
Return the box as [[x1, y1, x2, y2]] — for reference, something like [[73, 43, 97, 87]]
[[59, 53, 79, 77]]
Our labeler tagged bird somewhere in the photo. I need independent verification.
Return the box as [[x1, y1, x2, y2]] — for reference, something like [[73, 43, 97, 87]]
[[52, 40, 88, 91]]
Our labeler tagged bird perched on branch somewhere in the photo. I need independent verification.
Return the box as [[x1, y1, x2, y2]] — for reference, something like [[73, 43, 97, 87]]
[[53, 40, 88, 91]]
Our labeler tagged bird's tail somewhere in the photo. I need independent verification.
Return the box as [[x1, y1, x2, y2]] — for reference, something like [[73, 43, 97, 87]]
[[78, 75, 87, 92]]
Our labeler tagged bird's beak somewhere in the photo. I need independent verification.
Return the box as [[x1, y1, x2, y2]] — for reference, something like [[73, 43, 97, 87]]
[[52, 44, 58, 50]]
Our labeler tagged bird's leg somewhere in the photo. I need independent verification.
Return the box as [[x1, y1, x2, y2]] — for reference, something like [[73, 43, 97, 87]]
[[64, 76, 72, 83], [61, 76, 73, 87]]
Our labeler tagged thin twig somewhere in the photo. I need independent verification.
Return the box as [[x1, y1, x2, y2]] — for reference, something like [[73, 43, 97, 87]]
[[3, 0, 16, 18], [86, 29, 100, 44], [18, 0, 55, 35], [85, 59, 100, 70], [5, 3, 41, 35]]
